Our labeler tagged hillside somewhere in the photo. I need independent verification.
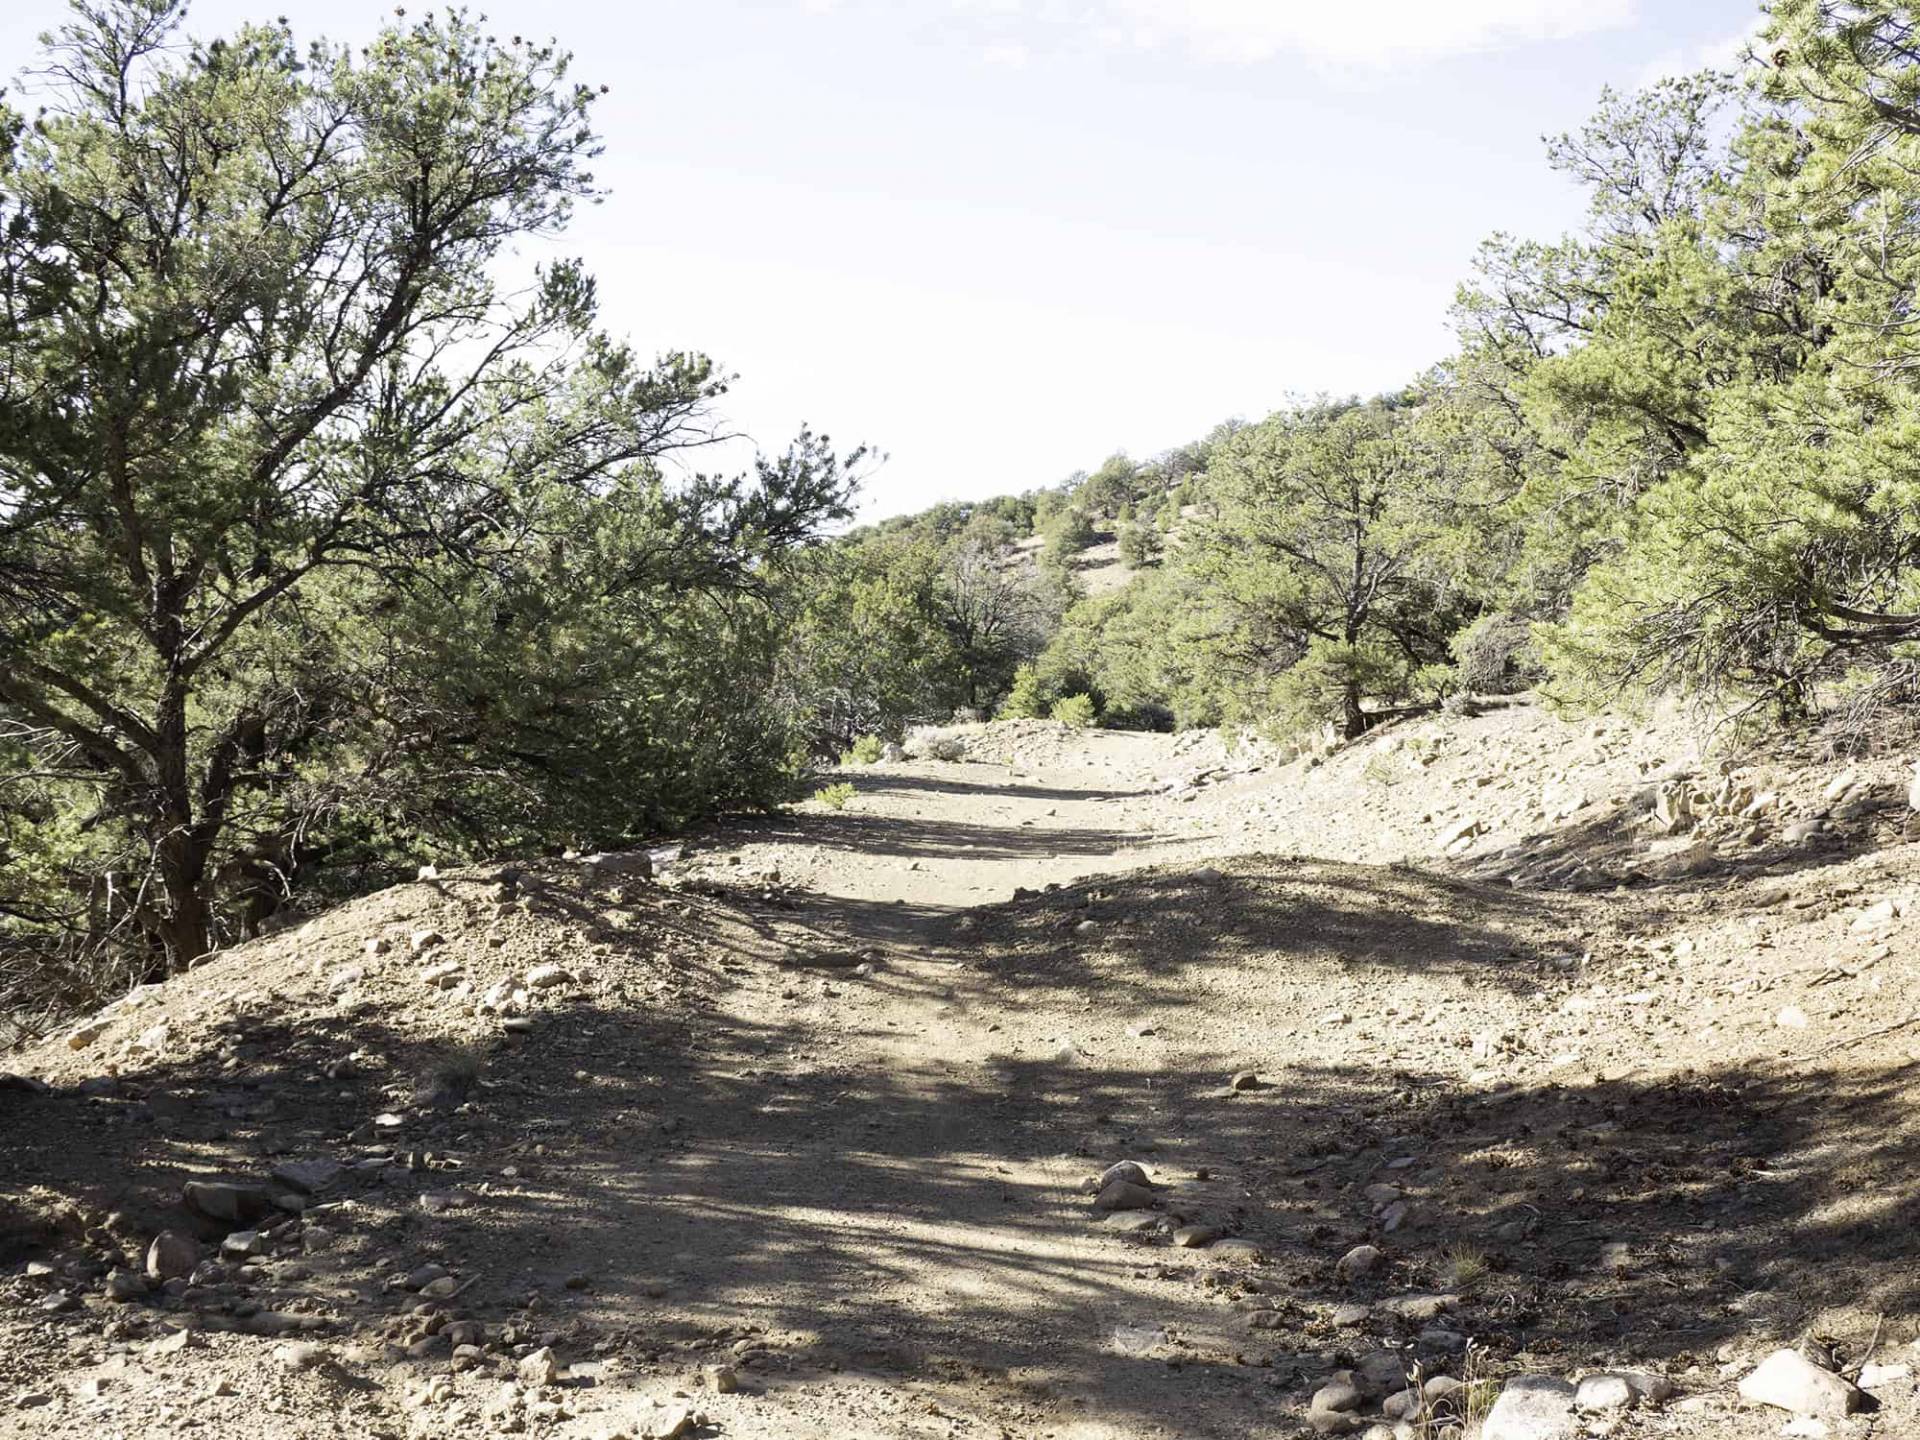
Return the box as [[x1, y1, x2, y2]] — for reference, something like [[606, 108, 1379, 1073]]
[[5, 699, 1920, 1439]]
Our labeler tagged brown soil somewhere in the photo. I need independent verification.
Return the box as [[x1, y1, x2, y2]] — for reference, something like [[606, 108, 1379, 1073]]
[[4, 699, 1919, 1439]]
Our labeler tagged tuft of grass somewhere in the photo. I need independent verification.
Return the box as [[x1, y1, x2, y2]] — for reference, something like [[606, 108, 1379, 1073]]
[[812, 781, 857, 811], [1438, 1241, 1491, 1291], [1407, 1342, 1499, 1436], [1361, 753, 1401, 788], [415, 1043, 485, 1109]]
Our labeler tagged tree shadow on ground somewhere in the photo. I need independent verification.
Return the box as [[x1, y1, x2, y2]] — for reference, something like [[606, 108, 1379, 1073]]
[[8, 996, 1919, 1435], [6, 861, 1920, 1436], [943, 856, 1576, 1004], [842, 772, 1142, 804]]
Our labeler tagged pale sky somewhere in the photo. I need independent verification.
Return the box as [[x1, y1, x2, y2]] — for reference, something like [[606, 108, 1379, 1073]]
[[2, 0, 1761, 518]]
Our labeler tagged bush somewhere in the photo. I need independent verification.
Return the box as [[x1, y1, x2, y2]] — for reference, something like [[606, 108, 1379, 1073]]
[[840, 734, 885, 766], [1000, 664, 1050, 719], [1450, 612, 1537, 695], [1046, 507, 1098, 558], [811, 782, 857, 810], [903, 727, 967, 761], [1050, 693, 1099, 728], [1118, 523, 1161, 569]]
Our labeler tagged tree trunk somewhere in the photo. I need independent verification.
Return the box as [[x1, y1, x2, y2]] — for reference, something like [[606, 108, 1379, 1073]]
[[150, 680, 212, 975], [1341, 679, 1365, 740]]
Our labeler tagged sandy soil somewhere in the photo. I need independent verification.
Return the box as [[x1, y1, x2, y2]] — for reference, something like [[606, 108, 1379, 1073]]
[[4, 699, 1920, 1439]]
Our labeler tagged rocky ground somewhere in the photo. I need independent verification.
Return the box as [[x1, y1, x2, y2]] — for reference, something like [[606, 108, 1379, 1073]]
[[4, 697, 1920, 1439]]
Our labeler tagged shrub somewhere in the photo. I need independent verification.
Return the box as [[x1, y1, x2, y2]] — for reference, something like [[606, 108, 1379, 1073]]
[[840, 734, 885, 766], [1046, 507, 1098, 558], [1118, 523, 1161, 569], [1051, 693, 1099, 728], [811, 782, 857, 810], [1000, 664, 1050, 719], [1450, 612, 1537, 695]]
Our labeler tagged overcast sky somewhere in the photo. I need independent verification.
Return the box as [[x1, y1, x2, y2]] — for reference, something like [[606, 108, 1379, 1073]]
[[2, 0, 1762, 518]]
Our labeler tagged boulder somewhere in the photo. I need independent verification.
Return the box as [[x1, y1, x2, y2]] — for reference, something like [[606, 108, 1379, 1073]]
[[1737, 1349, 1865, 1420], [1481, 1375, 1578, 1440], [145, 1231, 200, 1281], [183, 1181, 274, 1225]]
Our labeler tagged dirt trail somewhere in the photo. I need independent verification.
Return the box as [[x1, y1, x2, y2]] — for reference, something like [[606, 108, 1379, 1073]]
[[8, 706, 1920, 1439]]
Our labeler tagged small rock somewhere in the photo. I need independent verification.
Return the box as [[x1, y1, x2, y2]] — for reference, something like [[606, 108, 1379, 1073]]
[[1737, 1348, 1865, 1420], [518, 1346, 561, 1388], [104, 1270, 146, 1303], [1098, 1161, 1152, 1189], [703, 1363, 738, 1394], [409, 929, 445, 954], [1858, 1361, 1912, 1389], [275, 1342, 327, 1372], [220, 1230, 265, 1258], [1851, 899, 1899, 931], [1093, 1180, 1157, 1211], [1172, 1225, 1221, 1248], [146, 1231, 200, 1281], [525, 964, 571, 989], [1776, 1006, 1810, 1030], [1330, 1303, 1370, 1327], [1338, 1244, 1383, 1279], [1574, 1374, 1636, 1412]]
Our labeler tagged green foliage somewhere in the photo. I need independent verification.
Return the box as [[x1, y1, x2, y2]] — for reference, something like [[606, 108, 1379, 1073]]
[[1118, 523, 1162, 569], [1187, 398, 1470, 738], [1046, 507, 1099, 559], [779, 537, 960, 751], [999, 664, 1051, 720], [842, 734, 886, 766], [811, 781, 857, 810], [0, 0, 856, 985], [1050, 693, 1098, 728]]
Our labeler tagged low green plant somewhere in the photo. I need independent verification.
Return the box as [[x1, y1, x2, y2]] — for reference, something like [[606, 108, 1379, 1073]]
[[840, 734, 885, 766], [1050, 693, 1098, 728], [811, 781, 857, 810], [1000, 664, 1050, 720]]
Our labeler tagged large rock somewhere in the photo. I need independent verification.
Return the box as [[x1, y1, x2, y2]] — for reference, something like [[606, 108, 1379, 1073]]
[[1737, 1349, 1866, 1420], [182, 1181, 274, 1224], [271, 1159, 343, 1195], [145, 1231, 200, 1281], [1481, 1375, 1578, 1440]]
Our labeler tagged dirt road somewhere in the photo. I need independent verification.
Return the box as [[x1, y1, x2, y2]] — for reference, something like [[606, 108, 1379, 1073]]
[[6, 709, 1920, 1439]]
